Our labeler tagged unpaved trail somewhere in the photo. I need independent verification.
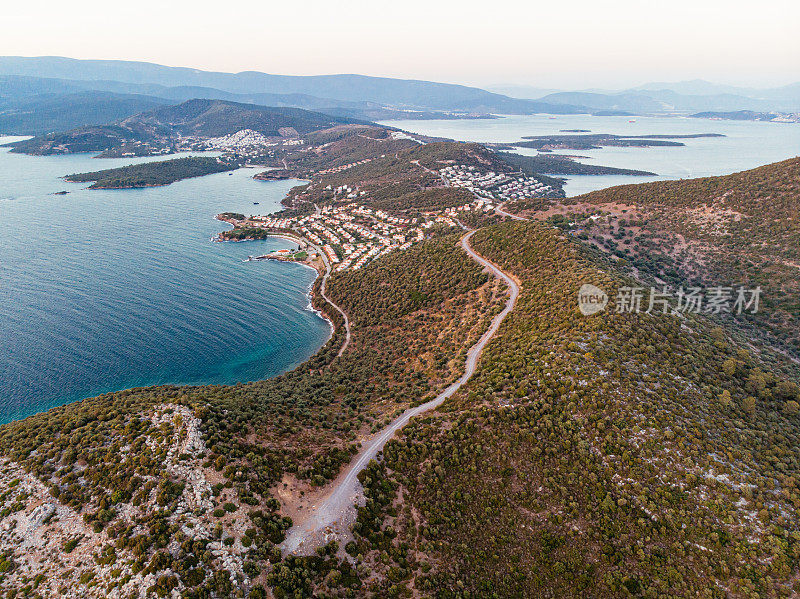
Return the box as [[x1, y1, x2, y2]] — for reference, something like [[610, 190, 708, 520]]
[[495, 201, 529, 221], [281, 229, 519, 554]]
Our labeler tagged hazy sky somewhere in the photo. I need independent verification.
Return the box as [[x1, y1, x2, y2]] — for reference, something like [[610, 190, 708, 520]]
[[2, 0, 798, 89]]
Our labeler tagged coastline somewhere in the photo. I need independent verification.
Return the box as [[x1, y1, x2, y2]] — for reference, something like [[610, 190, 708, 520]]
[[0, 235, 334, 427], [214, 210, 338, 338], [221, 214, 337, 346], [0, 159, 332, 425], [297, 261, 335, 333]]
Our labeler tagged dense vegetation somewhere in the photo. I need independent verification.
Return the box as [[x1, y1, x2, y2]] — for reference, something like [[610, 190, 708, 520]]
[[219, 226, 276, 241], [328, 221, 800, 598], [530, 158, 800, 355], [0, 233, 500, 597], [65, 157, 236, 188]]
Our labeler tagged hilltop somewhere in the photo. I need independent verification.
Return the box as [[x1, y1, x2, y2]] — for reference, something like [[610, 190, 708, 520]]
[[503, 158, 800, 355], [4, 99, 368, 155]]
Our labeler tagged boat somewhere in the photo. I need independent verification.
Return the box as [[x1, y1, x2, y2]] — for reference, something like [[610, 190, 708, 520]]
[[253, 202, 259, 205]]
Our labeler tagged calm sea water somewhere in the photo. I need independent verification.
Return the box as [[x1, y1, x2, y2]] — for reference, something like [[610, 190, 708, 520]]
[[2, 116, 797, 423], [380, 115, 800, 195], [0, 140, 331, 424]]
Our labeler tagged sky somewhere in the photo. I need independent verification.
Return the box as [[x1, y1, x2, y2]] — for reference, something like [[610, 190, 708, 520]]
[[2, 0, 798, 90]]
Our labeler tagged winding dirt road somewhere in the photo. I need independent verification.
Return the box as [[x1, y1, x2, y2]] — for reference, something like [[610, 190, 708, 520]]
[[281, 230, 519, 555]]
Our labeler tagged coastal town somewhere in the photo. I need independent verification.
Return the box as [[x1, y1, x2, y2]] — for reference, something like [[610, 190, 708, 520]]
[[213, 144, 568, 272], [438, 163, 559, 201], [219, 200, 499, 271]]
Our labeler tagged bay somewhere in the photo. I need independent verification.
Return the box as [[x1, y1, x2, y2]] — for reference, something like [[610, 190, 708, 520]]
[[0, 140, 331, 424]]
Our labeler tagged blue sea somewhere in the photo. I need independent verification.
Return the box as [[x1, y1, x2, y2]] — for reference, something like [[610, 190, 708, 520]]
[[1, 115, 798, 424], [0, 140, 331, 424]]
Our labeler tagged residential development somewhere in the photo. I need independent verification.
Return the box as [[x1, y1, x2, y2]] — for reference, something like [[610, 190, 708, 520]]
[[238, 203, 467, 271], [439, 164, 559, 201]]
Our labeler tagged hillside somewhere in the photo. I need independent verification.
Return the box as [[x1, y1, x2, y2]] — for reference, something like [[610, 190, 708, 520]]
[[4, 99, 368, 155], [340, 222, 800, 598], [0, 232, 501, 597], [0, 90, 169, 136], [128, 99, 367, 138], [506, 159, 800, 355], [247, 127, 566, 217], [2, 217, 797, 597]]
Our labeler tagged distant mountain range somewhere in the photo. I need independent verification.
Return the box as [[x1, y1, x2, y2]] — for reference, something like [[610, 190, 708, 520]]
[[0, 58, 797, 138], [0, 57, 585, 126], [0, 89, 170, 135], [521, 79, 800, 114]]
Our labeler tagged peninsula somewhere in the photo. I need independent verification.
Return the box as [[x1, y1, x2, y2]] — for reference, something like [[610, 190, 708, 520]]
[[1, 99, 798, 599]]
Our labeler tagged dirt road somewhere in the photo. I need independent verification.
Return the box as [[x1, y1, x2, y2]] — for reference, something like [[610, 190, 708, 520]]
[[281, 230, 519, 554]]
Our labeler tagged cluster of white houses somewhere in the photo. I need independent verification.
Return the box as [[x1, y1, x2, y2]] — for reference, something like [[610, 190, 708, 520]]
[[204, 129, 272, 152], [326, 184, 368, 200], [249, 203, 458, 271], [443, 199, 497, 217], [439, 164, 556, 201]]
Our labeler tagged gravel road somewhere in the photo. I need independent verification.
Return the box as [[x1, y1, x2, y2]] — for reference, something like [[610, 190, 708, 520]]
[[281, 230, 519, 554]]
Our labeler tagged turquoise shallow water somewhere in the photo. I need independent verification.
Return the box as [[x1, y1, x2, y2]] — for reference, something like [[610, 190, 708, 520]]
[[0, 140, 331, 424], [380, 115, 800, 195]]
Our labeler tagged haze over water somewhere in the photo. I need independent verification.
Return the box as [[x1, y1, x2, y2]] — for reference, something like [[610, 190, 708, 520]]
[[381, 115, 800, 195], [0, 141, 331, 424]]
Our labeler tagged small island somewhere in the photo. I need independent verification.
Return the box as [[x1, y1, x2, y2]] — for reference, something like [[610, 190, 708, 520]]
[[65, 156, 236, 189], [513, 132, 725, 151], [254, 169, 293, 181]]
